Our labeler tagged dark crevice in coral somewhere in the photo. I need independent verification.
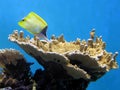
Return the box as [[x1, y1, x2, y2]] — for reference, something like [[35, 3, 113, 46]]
[[69, 59, 106, 81], [0, 58, 33, 89], [33, 69, 89, 90], [43, 61, 73, 79]]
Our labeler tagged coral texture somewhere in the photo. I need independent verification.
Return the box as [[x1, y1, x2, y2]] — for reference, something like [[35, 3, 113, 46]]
[[0, 30, 118, 90], [0, 49, 33, 89], [8, 30, 118, 81]]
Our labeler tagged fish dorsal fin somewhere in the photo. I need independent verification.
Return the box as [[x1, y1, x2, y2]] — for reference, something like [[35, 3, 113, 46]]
[[41, 26, 47, 37]]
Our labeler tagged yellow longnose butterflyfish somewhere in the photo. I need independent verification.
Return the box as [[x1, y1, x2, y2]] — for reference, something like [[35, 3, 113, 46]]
[[18, 12, 49, 41]]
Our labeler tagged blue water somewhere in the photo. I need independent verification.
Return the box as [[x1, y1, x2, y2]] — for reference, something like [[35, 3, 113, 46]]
[[0, 0, 120, 90]]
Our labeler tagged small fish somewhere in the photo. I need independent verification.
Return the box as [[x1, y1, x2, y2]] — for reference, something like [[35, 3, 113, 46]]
[[18, 12, 48, 41]]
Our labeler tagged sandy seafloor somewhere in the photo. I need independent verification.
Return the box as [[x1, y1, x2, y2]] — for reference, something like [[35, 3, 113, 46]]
[[0, 0, 120, 90]]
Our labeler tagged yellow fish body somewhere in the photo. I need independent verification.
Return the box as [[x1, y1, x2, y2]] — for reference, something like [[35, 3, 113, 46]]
[[18, 12, 48, 40]]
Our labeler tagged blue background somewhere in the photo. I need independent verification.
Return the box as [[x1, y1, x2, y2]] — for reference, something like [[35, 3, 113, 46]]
[[0, 0, 120, 90]]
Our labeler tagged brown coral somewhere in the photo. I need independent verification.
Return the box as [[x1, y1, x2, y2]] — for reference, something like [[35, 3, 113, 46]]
[[0, 49, 33, 89]]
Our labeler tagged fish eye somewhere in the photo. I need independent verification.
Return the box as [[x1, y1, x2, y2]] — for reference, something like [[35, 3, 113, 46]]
[[21, 17, 25, 21], [22, 19, 25, 21]]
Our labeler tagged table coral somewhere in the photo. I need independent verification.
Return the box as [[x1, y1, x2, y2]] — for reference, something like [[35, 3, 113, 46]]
[[0, 30, 118, 90], [5, 30, 118, 90], [9, 30, 118, 79]]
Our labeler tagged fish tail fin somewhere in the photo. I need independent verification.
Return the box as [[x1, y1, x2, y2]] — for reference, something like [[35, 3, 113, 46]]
[[36, 33, 49, 41], [41, 26, 48, 37]]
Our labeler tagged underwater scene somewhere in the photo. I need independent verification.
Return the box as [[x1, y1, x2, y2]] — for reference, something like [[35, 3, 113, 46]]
[[0, 0, 120, 90]]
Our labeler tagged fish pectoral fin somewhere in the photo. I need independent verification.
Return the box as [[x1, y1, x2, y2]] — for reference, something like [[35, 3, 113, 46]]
[[41, 26, 47, 37]]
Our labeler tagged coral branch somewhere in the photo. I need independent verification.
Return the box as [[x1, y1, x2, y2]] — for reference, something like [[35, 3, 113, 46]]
[[0, 49, 33, 89]]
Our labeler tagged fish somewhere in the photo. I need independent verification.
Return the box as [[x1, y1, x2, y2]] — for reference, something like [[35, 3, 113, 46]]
[[18, 12, 49, 41]]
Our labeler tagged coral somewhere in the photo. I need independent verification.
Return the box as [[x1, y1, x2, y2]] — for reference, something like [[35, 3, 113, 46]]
[[0, 30, 118, 90], [0, 49, 33, 89], [8, 30, 118, 80]]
